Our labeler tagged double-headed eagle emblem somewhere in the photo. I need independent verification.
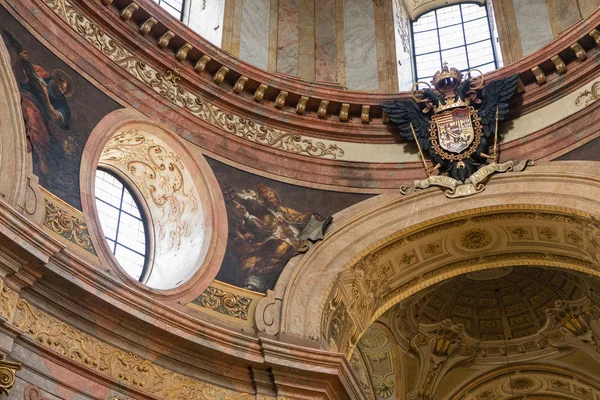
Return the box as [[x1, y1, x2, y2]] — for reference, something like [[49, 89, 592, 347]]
[[382, 63, 533, 198]]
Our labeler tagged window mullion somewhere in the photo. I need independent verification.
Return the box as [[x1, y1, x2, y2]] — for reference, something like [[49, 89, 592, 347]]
[[459, 5, 470, 70], [434, 9, 442, 74]]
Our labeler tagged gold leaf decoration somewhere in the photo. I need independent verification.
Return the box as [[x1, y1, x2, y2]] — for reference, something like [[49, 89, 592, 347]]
[[0, 279, 250, 399], [43, 0, 345, 160], [193, 286, 252, 320], [43, 200, 96, 254]]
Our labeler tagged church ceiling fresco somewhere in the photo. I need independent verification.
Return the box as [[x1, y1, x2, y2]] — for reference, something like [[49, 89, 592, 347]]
[[206, 157, 372, 293], [0, 6, 121, 210]]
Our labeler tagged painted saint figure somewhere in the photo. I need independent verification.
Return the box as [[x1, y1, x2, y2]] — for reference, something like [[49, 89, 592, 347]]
[[2, 29, 73, 174], [223, 184, 329, 292]]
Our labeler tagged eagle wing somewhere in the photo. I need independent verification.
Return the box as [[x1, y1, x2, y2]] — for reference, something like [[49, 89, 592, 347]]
[[381, 99, 431, 151], [477, 73, 519, 138]]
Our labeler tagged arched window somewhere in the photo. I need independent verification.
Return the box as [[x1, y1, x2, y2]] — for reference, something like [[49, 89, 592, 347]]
[[153, 0, 185, 21], [94, 169, 149, 282], [412, 3, 500, 83]]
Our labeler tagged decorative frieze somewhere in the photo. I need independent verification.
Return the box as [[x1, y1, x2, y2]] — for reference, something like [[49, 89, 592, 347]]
[[43, 199, 96, 255], [193, 286, 252, 320]]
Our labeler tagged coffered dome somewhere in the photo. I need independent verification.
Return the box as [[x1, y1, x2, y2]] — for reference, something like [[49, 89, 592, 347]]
[[412, 266, 585, 341]]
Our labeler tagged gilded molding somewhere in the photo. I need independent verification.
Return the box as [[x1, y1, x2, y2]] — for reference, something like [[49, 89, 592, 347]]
[[213, 66, 229, 84], [551, 55, 566, 74], [274, 91, 288, 109], [590, 29, 600, 46], [570, 42, 586, 60], [382, 111, 390, 124], [254, 84, 268, 102], [43, 199, 96, 255], [0, 279, 250, 399], [531, 66, 546, 84], [233, 76, 248, 93], [296, 96, 309, 114], [101, 0, 113, 5], [157, 30, 175, 48], [119, 2, 138, 20], [194, 55, 211, 73], [575, 81, 600, 107], [318, 100, 329, 118], [176, 43, 193, 62], [139, 17, 157, 35], [361, 105, 370, 123], [43, 0, 344, 159], [193, 286, 252, 320]]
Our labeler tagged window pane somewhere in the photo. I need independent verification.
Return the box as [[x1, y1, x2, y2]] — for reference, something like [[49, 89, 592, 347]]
[[416, 53, 441, 80], [467, 41, 495, 67], [441, 47, 468, 70], [475, 62, 496, 74], [464, 18, 491, 44], [96, 200, 119, 241], [115, 245, 145, 281], [95, 170, 148, 282], [439, 24, 465, 50], [414, 30, 440, 55], [95, 170, 123, 206], [153, 0, 183, 20], [413, 12, 437, 33], [461, 3, 487, 22], [436, 5, 461, 28], [118, 213, 146, 254]]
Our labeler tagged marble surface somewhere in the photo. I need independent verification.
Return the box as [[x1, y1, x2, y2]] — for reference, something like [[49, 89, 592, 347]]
[[344, 0, 379, 90], [187, 0, 225, 47], [578, 0, 600, 18], [513, 0, 554, 56], [546, 0, 581, 36], [240, 0, 271, 70], [298, 0, 316, 81], [315, 0, 337, 82], [276, 0, 299, 75]]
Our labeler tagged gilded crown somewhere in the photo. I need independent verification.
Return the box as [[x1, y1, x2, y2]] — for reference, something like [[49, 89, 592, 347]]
[[432, 62, 464, 91]]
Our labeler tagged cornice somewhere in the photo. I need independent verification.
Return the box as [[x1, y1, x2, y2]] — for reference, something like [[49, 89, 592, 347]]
[[89, 0, 600, 141]]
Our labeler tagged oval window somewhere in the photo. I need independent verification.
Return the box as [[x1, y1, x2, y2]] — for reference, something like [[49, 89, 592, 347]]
[[94, 169, 149, 282]]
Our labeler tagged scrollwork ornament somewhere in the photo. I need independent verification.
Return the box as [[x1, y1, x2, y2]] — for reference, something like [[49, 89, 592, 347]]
[[43, 200, 96, 254], [194, 286, 252, 320]]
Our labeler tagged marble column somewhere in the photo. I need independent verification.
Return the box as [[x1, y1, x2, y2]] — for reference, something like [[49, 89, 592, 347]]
[[315, 0, 337, 83], [512, 0, 554, 56], [276, 0, 300, 75], [239, 0, 271, 70], [344, 0, 379, 90], [298, 0, 316, 81], [545, 0, 581, 37]]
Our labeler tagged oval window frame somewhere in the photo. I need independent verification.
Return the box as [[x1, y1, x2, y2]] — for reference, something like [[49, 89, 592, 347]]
[[81, 110, 228, 303]]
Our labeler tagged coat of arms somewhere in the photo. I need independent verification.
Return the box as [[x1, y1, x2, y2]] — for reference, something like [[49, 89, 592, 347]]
[[381, 63, 533, 198]]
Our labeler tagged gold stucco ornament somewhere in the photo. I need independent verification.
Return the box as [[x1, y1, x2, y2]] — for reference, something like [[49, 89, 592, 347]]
[[382, 63, 533, 198]]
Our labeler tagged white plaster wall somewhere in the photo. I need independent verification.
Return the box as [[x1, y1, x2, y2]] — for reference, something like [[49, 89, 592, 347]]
[[343, 0, 379, 90], [239, 0, 271, 70], [186, 0, 225, 47]]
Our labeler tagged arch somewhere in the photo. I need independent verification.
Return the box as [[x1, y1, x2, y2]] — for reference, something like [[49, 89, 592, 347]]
[[279, 162, 600, 355], [80, 108, 227, 302], [0, 31, 40, 219]]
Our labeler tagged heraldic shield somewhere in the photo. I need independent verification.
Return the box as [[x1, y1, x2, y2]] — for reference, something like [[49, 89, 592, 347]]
[[433, 107, 475, 154], [381, 63, 534, 198]]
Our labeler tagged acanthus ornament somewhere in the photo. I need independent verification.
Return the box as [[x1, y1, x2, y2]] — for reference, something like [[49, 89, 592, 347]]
[[193, 286, 252, 320], [43, 199, 96, 254], [0, 279, 251, 400], [43, 0, 345, 160]]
